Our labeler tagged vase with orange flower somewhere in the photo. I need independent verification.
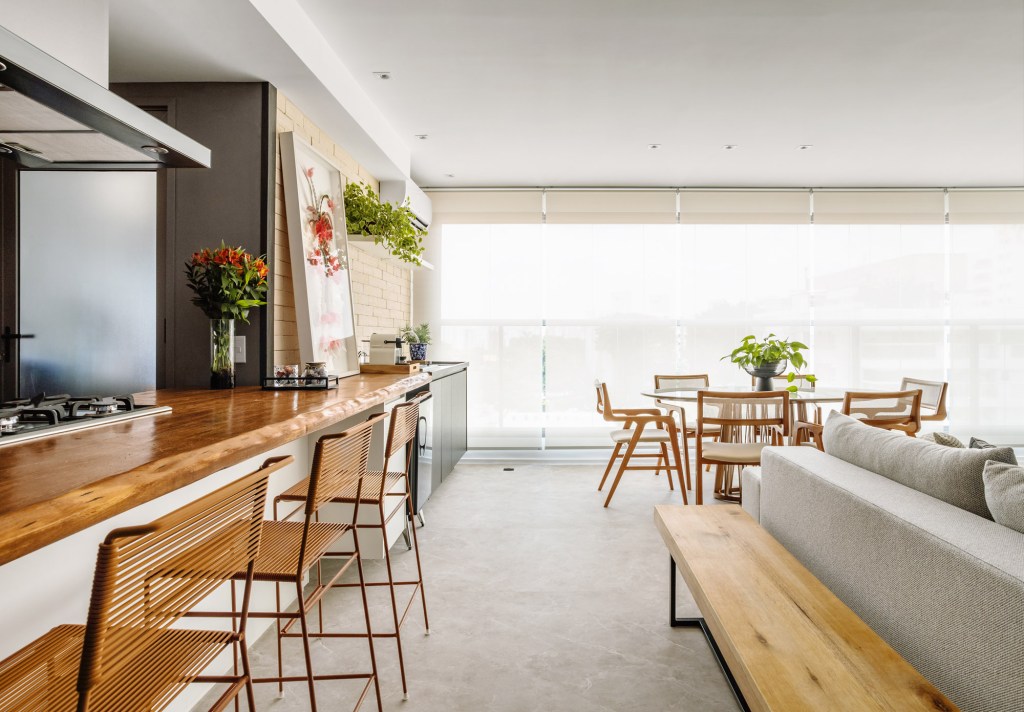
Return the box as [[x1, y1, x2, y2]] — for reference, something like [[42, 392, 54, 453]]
[[185, 243, 269, 388]]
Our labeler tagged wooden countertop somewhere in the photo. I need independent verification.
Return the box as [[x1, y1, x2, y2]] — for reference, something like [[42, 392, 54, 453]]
[[0, 373, 430, 566]]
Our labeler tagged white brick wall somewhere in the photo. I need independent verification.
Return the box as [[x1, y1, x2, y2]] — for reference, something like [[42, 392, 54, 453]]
[[273, 92, 411, 365]]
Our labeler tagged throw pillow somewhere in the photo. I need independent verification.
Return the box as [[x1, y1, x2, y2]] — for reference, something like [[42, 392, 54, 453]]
[[823, 411, 1017, 519], [983, 461, 1024, 533], [970, 436, 998, 449], [921, 432, 965, 448]]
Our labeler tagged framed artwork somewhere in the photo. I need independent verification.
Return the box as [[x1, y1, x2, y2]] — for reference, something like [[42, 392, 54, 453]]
[[279, 132, 359, 378]]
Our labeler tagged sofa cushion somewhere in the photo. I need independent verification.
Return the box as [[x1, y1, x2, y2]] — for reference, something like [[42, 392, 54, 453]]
[[823, 411, 1016, 519], [984, 461, 1024, 534], [920, 431, 964, 448], [970, 436, 998, 449]]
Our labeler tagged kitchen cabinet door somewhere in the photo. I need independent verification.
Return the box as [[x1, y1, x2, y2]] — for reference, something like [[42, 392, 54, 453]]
[[452, 369, 468, 465], [430, 375, 450, 493]]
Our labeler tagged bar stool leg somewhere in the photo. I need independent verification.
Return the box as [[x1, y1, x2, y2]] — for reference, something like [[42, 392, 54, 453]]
[[296, 579, 319, 711], [406, 487, 430, 635], [380, 500, 410, 700], [274, 583, 284, 696], [353, 529, 384, 712]]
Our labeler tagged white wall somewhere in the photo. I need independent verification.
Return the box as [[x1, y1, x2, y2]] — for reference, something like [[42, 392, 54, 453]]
[[0, 0, 109, 85]]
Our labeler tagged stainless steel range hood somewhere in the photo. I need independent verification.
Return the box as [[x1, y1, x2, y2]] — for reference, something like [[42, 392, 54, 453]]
[[0, 25, 210, 169]]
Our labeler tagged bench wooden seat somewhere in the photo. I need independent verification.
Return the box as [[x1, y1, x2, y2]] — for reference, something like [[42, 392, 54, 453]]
[[653, 505, 957, 712]]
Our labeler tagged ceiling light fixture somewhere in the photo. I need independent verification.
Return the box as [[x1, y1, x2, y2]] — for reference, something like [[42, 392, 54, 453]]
[[373, 71, 392, 80], [444, 173, 455, 178], [0, 145, 11, 154], [415, 134, 428, 140], [141, 145, 169, 155], [0, 61, 7, 72], [723, 144, 737, 150], [648, 143, 661, 150], [798, 144, 813, 151]]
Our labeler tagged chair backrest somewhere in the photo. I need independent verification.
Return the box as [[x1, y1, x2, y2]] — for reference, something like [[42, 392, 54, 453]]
[[76, 456, 289, 709], [842, 389, 923, 434], [307, 413, 385, 516], [595, 381, 616, 422], [899, 377, 947, 421], [697, 391, 791, 437], [654, 374, 710, 390], [378, 393, 432, 499]]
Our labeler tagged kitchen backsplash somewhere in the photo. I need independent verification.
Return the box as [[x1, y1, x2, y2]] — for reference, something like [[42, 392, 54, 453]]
[[273, 92, 412, 366]]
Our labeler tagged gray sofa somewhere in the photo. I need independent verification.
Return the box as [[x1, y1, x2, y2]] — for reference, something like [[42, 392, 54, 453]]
[[741, 414, 1024, 712]]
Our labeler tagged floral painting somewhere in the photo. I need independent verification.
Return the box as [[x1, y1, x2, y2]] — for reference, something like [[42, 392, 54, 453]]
[[280, 133, 359, 378]]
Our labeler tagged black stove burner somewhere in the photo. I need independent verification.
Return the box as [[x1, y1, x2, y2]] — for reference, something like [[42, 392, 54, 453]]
[[0, 393, 138, 426]]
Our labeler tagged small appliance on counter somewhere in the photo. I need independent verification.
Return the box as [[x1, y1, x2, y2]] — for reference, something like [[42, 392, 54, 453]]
[[358, 334, 421, 374]]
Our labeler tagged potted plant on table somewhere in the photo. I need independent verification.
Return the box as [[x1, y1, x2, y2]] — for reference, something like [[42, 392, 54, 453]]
[[401, 323, 432, 362], [344, 182, 427, 266], [185, 243, 269, 389], [723, 334, 816, 392]]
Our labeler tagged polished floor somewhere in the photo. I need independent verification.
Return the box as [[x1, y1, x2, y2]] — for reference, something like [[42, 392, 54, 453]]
[[226, 462, 739, 711]]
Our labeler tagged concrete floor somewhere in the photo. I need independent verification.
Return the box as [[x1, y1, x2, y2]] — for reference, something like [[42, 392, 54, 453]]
[[219, 462, 740, 712]]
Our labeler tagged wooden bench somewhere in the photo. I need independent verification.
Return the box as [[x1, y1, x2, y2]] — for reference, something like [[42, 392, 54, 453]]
[[653, 505, 957, 712]]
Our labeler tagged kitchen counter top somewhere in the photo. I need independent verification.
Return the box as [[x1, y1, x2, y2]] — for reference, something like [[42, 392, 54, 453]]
[[0, 373, 430, 566], [417, 361, 468, 379]]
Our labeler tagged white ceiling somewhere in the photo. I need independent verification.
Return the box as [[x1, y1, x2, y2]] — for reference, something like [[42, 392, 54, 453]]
[[111, 0, 1024, 188]]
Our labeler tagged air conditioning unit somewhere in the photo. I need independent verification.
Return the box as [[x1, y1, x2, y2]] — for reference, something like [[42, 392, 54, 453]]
[[380, 178, 432, 230]]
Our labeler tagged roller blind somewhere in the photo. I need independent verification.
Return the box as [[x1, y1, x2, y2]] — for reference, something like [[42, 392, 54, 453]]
[[948, 190, 1024, 224], [813, 191, 944, 224], [545, 190, 677, 224], [679, 191, 809, 224], [427, 190, 543, 224]]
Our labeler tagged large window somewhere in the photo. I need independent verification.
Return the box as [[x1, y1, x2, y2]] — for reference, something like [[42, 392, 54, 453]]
[[420, 189, 1024, 448]]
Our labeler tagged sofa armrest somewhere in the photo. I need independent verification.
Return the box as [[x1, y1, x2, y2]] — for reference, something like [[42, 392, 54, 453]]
[[741, 466, 762, 522]]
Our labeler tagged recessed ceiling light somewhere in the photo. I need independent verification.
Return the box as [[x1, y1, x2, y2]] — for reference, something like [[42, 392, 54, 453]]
[[444, 173, 455, 178], [798, 144, 814, 151], [723, 144, 737, 150], [414, 134, 428, 140], [648, 143, 661, 150], [373, 71, 392, 80], [0, 61, 7, 72], [141, 145, 169, 155]]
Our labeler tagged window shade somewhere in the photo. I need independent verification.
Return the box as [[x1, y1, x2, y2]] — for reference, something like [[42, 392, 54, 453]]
[[949, 190, 1024, 224], [427, 190, 543, 224], [679, 191, 809, 224], [813, 191, 944, 224], [544, 190, 677, 224]]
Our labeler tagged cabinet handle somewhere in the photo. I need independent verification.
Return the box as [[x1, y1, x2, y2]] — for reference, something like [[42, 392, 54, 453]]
[[418, 415, 428, 453]]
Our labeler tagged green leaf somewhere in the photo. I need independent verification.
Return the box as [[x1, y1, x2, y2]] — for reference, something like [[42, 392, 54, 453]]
[[787, 385, 798, 393], [790, 341, 809, 350]]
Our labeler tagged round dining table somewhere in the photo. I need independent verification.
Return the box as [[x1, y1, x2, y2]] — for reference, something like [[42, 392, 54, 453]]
[[640, 385, 852, 504]]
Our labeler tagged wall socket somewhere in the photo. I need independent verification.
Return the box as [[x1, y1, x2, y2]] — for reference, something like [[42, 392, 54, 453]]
[[234, 336, 246, 363]]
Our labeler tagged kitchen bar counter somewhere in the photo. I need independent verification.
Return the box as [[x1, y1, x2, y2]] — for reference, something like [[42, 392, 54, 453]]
[[0, 372, 430, 566]]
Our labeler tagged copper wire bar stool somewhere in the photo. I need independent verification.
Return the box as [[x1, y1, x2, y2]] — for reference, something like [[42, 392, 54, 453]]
[[275, 393, 432, 701], [202, 414, 387, 712], [0, 456, 287, 712]]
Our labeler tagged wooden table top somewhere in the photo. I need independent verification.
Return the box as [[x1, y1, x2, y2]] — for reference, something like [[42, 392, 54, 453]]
[[0, 373, 430, 567], [654, 505, 957, 712]]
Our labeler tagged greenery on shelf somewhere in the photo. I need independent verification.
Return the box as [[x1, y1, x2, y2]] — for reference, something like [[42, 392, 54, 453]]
[[401, 322, 432, 345], [344, 182, 427, 265], [723, 334, 816, 392]]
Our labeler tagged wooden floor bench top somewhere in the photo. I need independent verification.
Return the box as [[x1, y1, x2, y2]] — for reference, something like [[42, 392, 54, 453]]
[[653, 505, 957, 712]]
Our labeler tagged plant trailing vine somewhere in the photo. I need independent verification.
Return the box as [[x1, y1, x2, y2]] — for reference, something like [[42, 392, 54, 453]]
[[344, 182, 427, 265], [723, 334, 816, 392]]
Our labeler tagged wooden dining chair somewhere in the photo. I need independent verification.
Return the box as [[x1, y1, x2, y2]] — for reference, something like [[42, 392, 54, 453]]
[[0, 456, 288, 712], [595, 381, 686, 507], [900, 377, 947, 422], [695, 391, 790, 505], [652, 374, 721, 490], [795, 389, 924, 449]]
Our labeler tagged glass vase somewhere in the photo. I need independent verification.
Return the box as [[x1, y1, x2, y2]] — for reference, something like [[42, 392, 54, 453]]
[[210, 318, 235, 389]]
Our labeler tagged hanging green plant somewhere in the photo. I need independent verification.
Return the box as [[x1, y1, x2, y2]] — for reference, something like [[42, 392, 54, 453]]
[[344, 182, 427, 265]]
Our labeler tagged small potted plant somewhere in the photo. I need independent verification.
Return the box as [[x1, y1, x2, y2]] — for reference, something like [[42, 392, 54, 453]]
[[401, 323, 431, 362], [344, 182, 427, 266], [185, 243, 269, 389], [723, 334, 815, 392]]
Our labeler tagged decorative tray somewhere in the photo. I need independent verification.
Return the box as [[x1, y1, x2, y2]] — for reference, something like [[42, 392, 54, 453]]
[[261, 375, 340, 391]]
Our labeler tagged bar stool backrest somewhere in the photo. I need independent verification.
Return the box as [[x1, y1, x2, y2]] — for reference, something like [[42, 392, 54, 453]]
[[385, 392, 432, 464], [75, 456, 289, 710], [306, 414, 385, 517], [654, 374, 710, 390]]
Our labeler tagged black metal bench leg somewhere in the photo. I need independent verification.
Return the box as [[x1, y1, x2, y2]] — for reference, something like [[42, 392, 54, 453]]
[[670, 557, 752, 712]]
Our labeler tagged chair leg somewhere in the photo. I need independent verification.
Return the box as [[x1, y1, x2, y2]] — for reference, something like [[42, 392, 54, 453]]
[[296, 580, 319, 712], [380, 503, 410, 700], [658, 442, 673, 490], [667, 427, 687, 505], [352, 538, 383, 712], [405, 488, 430, 635], [598, 442, 623, 491], [681, 428, 692, 491], [274, 583, 284, 695], [604, 428, 643, 507]]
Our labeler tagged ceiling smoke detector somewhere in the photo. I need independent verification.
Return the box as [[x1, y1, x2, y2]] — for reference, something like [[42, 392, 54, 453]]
[[373, 71, 392, 80]]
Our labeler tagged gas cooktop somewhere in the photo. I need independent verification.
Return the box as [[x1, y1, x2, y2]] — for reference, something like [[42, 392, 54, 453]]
[[0, 393, 171, 446]]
